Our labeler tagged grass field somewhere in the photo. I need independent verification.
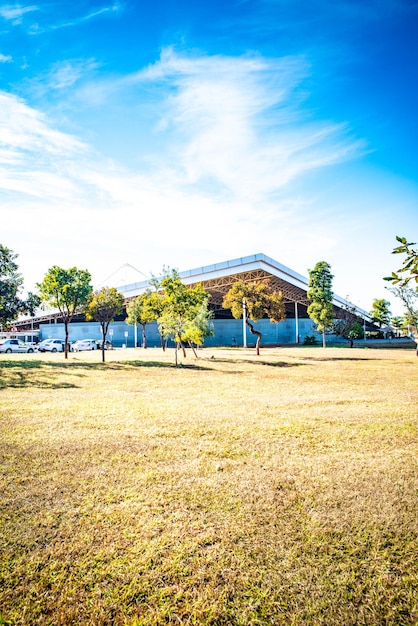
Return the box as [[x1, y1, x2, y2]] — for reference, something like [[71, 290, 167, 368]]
[[0, 346, 417, 625]]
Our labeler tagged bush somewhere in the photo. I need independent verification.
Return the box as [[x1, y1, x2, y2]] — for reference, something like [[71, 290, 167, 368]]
[[303, 335, 319, 345]]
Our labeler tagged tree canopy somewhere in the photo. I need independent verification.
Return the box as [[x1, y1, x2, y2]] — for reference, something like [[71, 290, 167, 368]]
[[157, 270, 211, 364], [37, 266, 92, 358], [384, 236, 418, 286], [0, 244, 24, 329], [85, 287, 125, 362], [370, 298, 392, 328], [126, 290, 164, 349], [307, 261, 334, 348], [222, 280, 285, 355]]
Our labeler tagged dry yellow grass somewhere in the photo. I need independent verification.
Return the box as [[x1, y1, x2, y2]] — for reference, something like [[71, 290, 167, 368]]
[[0, 346, 417, 625]]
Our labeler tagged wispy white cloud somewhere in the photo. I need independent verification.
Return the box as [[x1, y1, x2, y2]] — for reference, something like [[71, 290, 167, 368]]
[[25, 58, 101, 97], [0, 52, 12, 62], [28, 2, 123, 34], [127, 48, 365, 200], [0, 91, 85, 154], [0, 3, 38, 24]]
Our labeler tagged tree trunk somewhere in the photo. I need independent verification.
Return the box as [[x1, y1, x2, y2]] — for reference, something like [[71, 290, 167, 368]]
[[188, 341, 198, 358], [246, 320, 262, 356], [101, 322, 106, 363], [322, 330, 326, 348], [142, 324, 147, 349], [159, 327, 165, 351], [64, 323, 69, 359], [179, 338, 187, 358]]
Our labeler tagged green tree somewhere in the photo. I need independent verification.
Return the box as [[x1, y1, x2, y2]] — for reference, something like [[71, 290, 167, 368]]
[[0, 244, 24, 329], [386, 285, 418, 332], [85, 287, 125, 363], [222, 280, 286, 355], [370, 298, 392, 328], [307, 261, 334, 348], [384, 236, 418, 286], [37, 266, 92, 359], [182, 301, 214, 356], [126, 289, 166, 349], [391, 315, 406, 336], [22, 292, 42, 331], [158, 270, 211, 365]]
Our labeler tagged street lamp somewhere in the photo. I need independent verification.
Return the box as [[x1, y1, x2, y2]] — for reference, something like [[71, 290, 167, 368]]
[[242, 298, 247, 348]]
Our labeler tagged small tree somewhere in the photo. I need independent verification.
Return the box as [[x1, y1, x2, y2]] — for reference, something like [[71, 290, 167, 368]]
[[85, 287, 125, 363], [307, 262, 334, 348], [0, 244, 24, 329], [222, 280, 286, 355], [384, 236, 418, 355], [126, 290, 165, 349], [158, 270, 211, 365], [182, 301, 214, 356], [333, 302, 364, 347], [370, 298, 392, 328], [37, 266, 92, 359], [391, 316, 406, 336], [386, 286, 418, 334]]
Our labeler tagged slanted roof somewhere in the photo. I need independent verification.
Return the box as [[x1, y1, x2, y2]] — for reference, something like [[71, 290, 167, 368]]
[[119, 252, 368, 317]]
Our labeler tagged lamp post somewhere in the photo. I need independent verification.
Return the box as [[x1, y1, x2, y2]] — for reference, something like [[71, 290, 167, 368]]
[[242, 298, 247, 348]]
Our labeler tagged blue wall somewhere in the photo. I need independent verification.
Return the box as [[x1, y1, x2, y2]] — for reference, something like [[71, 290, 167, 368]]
[[40, 318, 345, 347]]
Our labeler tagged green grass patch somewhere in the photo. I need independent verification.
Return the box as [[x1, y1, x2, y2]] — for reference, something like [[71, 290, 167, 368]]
[[0, 347, 417, 625]]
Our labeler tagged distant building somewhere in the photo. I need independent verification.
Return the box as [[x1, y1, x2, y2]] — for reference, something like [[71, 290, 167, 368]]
[[15, 253, 370, 346]]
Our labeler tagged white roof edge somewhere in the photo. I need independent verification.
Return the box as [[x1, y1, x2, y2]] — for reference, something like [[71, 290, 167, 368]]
[[118, 252, 369, 317]]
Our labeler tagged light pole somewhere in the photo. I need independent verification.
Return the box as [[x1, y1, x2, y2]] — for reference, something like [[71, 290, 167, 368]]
[[242, 298, 247, 348]]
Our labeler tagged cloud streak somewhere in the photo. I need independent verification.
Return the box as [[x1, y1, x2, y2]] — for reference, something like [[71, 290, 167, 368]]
[[0, 4, 38, 24], [28, 2, 123, 34]]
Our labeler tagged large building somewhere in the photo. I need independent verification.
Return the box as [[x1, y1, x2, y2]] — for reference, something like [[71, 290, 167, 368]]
[[19, 252, 369, 347]]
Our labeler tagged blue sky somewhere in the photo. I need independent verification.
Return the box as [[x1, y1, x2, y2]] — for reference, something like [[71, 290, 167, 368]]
[[1, 0, 417, 316]]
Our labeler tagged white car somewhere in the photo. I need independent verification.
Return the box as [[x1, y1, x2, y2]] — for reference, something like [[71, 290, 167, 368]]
[[72, 339, 96, 351], [37, 339, 64, 353], [0, 339, 35, 353]]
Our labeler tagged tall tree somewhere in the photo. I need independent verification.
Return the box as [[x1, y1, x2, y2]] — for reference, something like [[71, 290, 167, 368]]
[[85, 287, 125, 363], [37, 266, 92, 359], [0, 244, 24, 329], [370, 298, 392, 328], [384, 236, 418, 286], [222, 280, 286, 355], [307, 261, 334, 348]]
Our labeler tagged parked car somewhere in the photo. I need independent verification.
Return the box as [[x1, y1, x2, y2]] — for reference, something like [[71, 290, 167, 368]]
[[36, 339, 65, 353], [95, 339, 113, 350], [0, 339, 35, 353], [72, 339, 96, 352]]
